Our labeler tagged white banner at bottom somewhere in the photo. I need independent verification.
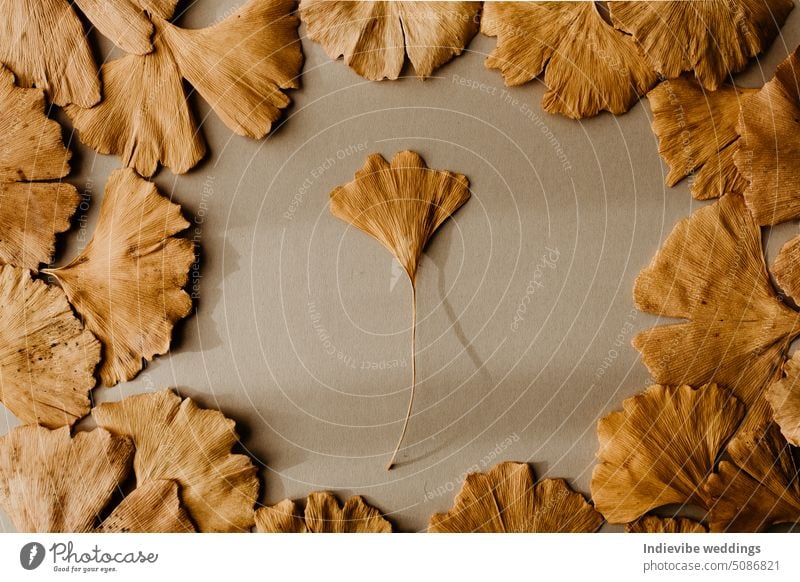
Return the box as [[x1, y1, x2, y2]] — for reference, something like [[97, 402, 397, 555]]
[[1, 533, 798, 582]]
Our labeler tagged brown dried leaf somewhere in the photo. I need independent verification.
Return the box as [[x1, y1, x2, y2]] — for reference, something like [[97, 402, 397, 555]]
[[773, 235, 800, 308], [157, 0, 303, 139], [633, 194, 800, 407], [99, 479, 195, 533], [736, 47, 800, 225], [765, 351, 800, 447], [73, 0, 154, 55], [705, 423, 800, 531], [44, 169, 193, 386], [626, 516, 707, 533], [254, 499, 308, 533], [93, 389, 259, 532], [330, 150, 470, 467], [65, 35, 206, 178], [0, 183, 79, 270], [0, 66, 71, 182], [256, 493, 391, 533], [481, 2, 657, 119], [0, 265, 100, 428], [646, 77, 756, 199], [0, 426, 132, 532], [0, 0, 100, 107], [300, 0, 479, 81], [68, 0, 302, 176], [0, 66, 79, 270], [591, 384, 744, 523], [429, 461, 602, 533], [610, 0, 793, 91], [330, 150, 469, 284]]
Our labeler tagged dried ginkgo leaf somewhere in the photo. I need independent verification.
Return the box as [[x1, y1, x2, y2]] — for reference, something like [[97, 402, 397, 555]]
[[157, 0, 303, 139], [736, 47, 800, 226], [256, 492, 392, 533], [73, 0, 155, 55], [609, 0, 793, 91], [633, 194, 800, 407], [647, 77, 756, 200], [300, 0, 479, 81], [704, 422, 800, 531], [0, 425, 132, 532], [43, 169, 193, 386], [591, 384, 744, 523], [481, 2, 657, 119], [0, 65, 79, 269], [65, 35, 205, 178], [766, 351, 800, 447], [773, 235, 800, 308], [255, 499, 308, 533], [626, 516, 707, 533], [0, 66, 71, 182], [93, 389, 259, 532], [99, 479, 195, 533], [0, 265, 100, 428], [330, 150, 470, 469], [0, 0, 100, 107], [429, 461, 602, 533], [0, 183, 79, 270], [68, 0, 302, 176]]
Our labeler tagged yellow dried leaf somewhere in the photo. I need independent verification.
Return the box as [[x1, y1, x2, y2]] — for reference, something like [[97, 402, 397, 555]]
[[646, 77, 755, 199], [300, 0, 479, 81], [482, 2, 657, 119], [610, 0, 793, 91], [93, 389, 259, 532], [0, 265, 100, 428], [44, 169, 193, 386], [330, 150, 470, 468], [592, 384, 744, 523], [256, 493, 391, 533], [0, 426, 132, 532], [68, 0, 302, 176], [0, 0, 100, 107], [429, 461, 602, 533], [99, 479, 195, 533], [626, 516, 707, 533], [705, 422, 800, 531], [736, 47, 800, 225], [766, 352, 800, 447], [633, 194, 800, 407]]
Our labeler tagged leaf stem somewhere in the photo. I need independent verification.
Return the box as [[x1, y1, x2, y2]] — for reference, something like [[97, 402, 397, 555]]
[[387, 280, 416, 470]]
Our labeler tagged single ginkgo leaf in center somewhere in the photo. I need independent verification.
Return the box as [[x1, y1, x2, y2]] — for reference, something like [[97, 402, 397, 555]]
[[329, 150, 470, 469]]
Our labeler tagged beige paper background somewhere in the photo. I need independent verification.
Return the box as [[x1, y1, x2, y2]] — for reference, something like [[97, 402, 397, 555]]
[[2, 1, 800, 533]]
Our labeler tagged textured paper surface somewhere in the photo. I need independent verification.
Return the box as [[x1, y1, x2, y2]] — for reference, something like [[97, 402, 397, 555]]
[[2, 2, 800, 532]]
